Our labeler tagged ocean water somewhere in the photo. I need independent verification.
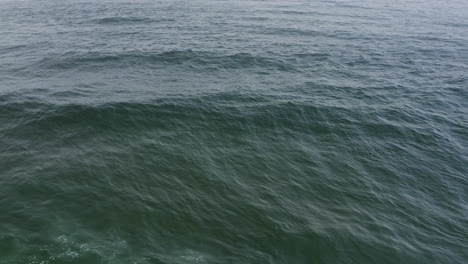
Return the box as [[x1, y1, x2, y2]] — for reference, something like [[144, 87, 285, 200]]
[[1, 0, 467, 263]]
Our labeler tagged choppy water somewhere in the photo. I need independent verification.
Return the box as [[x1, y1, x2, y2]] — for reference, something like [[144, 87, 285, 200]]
[[1, 0, 468, 263]]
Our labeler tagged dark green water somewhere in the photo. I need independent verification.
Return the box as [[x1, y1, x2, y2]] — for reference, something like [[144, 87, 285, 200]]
[[1, 0, 467, 263]]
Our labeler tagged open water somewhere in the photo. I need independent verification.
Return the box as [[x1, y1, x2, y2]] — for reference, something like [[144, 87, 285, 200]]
[[0, 0, 467, 263]]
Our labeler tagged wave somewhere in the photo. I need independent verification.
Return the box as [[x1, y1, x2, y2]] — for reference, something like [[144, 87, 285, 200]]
[[2, 90, 467, 264], [0, 44, 27, 54], [0, 91, 458, 146], [2, 90, 466, 180], [93, 16, 155, 24], [35, 50, 296, 72]]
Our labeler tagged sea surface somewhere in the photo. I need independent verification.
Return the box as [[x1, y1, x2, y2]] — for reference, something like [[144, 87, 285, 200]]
[[1, 0, 467, 263]]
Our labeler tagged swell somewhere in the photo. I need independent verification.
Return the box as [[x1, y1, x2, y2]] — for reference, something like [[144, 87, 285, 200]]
[[0, 96, 343, 136], [2, 93, 466, 186], [1, 93, 465, 157], [35, 51, 296, 72], [93, 16, 158, 24], [1, 95, 467, 263]]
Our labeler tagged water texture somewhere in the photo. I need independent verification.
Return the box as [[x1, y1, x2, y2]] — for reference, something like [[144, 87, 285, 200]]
[[0, 0, 467, 263]]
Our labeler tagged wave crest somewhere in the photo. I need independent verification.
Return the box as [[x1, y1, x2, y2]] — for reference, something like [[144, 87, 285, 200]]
[[35, 50, 296, 72]]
